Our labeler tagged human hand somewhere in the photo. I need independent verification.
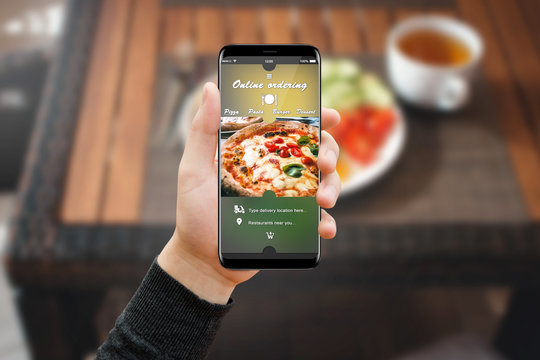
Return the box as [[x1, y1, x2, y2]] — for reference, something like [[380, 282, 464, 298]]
[[158, 82, 341, 304]]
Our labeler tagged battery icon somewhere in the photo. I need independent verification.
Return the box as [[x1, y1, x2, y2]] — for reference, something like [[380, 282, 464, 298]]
[[309, 59, 316, 63]]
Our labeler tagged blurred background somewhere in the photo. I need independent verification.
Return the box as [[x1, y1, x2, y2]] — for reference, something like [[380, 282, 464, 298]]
[[1, 0, 540, 359]]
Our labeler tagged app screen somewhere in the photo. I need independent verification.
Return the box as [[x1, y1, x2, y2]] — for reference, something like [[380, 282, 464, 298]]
[[220, 56, 319, 254]]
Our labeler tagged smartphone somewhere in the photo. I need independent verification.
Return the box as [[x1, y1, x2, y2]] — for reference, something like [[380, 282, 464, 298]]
[[218, 44, 321, 269]]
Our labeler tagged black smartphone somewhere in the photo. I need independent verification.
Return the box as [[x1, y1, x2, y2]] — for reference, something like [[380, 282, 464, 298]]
[[218, 44, 321, 269]]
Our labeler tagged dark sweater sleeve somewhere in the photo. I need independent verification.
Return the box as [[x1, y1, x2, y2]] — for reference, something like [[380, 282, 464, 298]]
[[96, 259, 232, 360]]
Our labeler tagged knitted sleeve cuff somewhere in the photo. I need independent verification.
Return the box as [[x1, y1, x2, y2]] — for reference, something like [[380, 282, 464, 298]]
[[116, 258, 232, 359]]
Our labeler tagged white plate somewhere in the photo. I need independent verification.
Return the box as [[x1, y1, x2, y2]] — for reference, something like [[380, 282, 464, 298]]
[[339, 107, 407, 196], [175, 75, 407, 196]]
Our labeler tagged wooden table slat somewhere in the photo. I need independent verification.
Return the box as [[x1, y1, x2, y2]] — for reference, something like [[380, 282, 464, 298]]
[[328, 8, 363, 54], [101, 0, 160, 223], [393, 9, 423, 23], [195, 7, 228, 55], [60, 0, 131, 223], [360, 9, 391, 54], [228, 7, 262, 44], [458, 0, 540, 220], [519, 0, 540, 53], [427, 8, 457, 18], [262, 7, 294, 44], [486, 0, 540, 146], [161, 7, 195, 54], [297, 8, 329, 52]]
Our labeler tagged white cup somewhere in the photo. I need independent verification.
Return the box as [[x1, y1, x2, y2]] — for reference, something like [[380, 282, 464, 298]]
[[386, 16, 483, 111]]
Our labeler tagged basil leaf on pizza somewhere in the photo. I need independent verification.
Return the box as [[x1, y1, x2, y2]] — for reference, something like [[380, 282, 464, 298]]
[[297, 136, 311, 146], [309, 143, 319, 156], [283, 163, 305, 178]]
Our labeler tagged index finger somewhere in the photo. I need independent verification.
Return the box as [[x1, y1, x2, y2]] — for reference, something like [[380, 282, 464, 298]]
[[321, 108, 340, 130]]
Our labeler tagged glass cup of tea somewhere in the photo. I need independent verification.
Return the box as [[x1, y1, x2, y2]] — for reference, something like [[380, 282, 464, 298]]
[[386, 16, 483, 111]]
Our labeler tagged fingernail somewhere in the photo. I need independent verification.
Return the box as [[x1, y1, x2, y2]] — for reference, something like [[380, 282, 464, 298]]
[[332, 109, 341, 124], [202, 83, 209, 104]]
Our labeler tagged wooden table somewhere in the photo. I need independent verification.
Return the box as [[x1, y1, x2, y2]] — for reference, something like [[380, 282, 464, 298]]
[[6, 0, 540, 359]]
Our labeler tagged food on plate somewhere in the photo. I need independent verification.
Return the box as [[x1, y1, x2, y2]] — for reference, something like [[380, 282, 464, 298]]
[[221, 116, 263, 131], [322, 59, 393, 110], [322, 59, 397, 180], [329, 107, 395, 165], [221, 121, 319, 197]]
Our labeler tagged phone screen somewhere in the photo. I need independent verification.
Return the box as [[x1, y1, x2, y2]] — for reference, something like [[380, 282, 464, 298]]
[[219, 45, 320, 268]]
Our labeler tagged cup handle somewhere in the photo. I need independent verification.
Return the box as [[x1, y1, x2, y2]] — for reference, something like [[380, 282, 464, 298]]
[[436, 76, 469, 111]]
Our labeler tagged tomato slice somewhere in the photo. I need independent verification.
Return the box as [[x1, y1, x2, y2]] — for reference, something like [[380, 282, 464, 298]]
[[327, 110, 355, 143], [290, 148, 302, 157], [330, 106, 395, 166], [301, 156, 314, 165], [274, 137, 284, 144], [344, 132, 375, 165], [279, 148, 290, 158], [286, 143, 298, 148], [267, 145, 278, 153], [264, 141, 274, 148], [366, 108, 395, 147]]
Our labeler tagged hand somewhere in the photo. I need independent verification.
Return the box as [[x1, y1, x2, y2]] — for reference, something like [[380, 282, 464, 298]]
[[158, 82, 341, 304]]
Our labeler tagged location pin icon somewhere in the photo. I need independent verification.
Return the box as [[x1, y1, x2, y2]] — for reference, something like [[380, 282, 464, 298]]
[[236, 218, 242, 225]]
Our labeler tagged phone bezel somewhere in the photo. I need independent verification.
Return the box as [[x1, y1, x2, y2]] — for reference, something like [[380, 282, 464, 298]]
[[218, 44, 321, 270]]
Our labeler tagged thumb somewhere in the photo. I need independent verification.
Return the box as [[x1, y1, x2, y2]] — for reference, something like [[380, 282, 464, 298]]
[[180, 82, 220, 172]]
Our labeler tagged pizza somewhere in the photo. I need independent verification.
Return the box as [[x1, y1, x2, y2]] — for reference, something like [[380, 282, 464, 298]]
[[221, 121, 319, 197], [221, 116, 263, 131]]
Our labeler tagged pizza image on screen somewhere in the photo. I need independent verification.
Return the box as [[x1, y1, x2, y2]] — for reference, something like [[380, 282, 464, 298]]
[[221, 116, 263, 131], [221, 121, 319, 197]]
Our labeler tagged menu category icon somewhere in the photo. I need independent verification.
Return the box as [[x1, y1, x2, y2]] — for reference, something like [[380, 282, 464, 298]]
[[262, 93, 277, 105]]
